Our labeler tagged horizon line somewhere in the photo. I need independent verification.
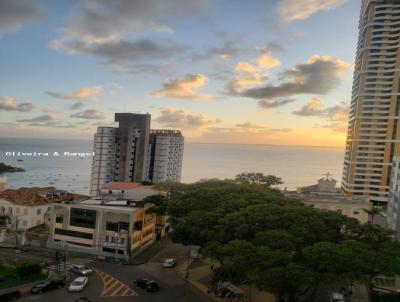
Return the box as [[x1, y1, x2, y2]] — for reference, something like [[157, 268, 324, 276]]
[[0, 136, 345, 150]]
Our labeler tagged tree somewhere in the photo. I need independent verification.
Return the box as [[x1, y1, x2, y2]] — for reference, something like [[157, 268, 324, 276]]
[[363, 206, 383, 224], [15, 262, 41, 279], [144, 194, 168, 215], [235, 172, 283, 187], [158, 180, 400, 302]]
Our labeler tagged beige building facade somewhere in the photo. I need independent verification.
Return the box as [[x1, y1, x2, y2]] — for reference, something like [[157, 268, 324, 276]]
[[342, 0, 400, 205]]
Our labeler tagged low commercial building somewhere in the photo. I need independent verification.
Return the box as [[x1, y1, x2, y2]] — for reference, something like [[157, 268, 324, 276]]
[[284, 176, 370, 224], [48, 181, 168, 260], [47, 200, 157, 261]]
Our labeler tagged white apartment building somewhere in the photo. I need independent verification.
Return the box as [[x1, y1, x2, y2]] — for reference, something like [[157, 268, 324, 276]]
[[90, 126, 118, 195], [149, 130, 184, 183], [342, 0, 400, 205]]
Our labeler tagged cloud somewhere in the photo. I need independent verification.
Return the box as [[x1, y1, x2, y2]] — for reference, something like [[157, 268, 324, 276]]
[[152, 74, 210, 100], [0, 0, 44, 35], [256, 54, 281, 69], [278, 0, 348, 21], [155, 108, 220, 129], [50, 0, 207, 73], [70, 102, 85, 110], [236, 122, 265, 129], [240, 55, 351, 100], [257, 42, 285, 54], [293, 99, 349, 132], [292, 98, 323, 116], [193, 39, 248, 61], [29, 121, 75, 128], [258, 99, 294, 109], [227, 62, 264, 94], [0, 96, 34, 112], [18, 114, 60, 122], [46, 86, 102, 102], [70, 109, 105, 119]]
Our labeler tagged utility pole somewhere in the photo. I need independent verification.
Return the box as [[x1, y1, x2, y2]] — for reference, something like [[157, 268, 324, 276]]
[[63, 241, 69, 280], [15, 216, 18, 249]]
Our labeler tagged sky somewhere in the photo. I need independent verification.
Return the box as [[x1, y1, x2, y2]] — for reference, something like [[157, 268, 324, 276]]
[[0, 0, 361, 147]]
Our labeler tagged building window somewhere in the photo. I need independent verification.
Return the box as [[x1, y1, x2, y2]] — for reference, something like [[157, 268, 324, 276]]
[[56, 215, 64, 224], [70, 208, 97, 229], [16, 208, 20, 214], [106, 221, 129, 232], [55, 228, 93, 239], [23, 209, 28, 215], [23, 220, 27, 227], [37, 209, 42, 215]]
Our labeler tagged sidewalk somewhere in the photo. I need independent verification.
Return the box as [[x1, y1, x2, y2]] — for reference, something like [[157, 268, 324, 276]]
[[175, 258, 275, 302]]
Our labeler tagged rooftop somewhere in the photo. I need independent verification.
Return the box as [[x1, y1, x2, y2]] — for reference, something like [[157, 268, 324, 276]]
[[0, 187, 89, 206], [66, 199, 143, 212], [102, 182, 145, 190]]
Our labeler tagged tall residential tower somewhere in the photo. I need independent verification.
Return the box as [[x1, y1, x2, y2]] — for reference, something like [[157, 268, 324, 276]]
[[90, 113, 184, 196], [342, 0, 400, 205]]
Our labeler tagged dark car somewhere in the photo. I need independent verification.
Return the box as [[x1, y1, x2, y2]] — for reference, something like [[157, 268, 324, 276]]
[[0, 289, 21, 301], [146, 280, 160, 292], [30, 279, 65, 294], [135, 278, 150, 289], [75, 298, 92, 302], [134, 278, 160, 292]]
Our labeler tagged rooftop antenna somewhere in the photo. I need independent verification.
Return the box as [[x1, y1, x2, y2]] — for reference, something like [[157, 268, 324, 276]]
[[324, 172, 331, 179]]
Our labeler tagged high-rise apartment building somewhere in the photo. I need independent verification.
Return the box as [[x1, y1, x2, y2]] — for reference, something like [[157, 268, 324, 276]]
[[114, 113, 151, 182], [342, 0, 400, 205], [149, 130, 184, 183], [90, 113, 184, 196]]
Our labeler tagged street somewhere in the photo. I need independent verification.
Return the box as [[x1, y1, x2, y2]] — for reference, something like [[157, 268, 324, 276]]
[[0, 241, 215, 302]]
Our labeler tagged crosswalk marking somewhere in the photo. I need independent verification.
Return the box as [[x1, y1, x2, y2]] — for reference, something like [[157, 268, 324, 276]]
[[95, 269, 137, 297], [48, 257, 94, 272]]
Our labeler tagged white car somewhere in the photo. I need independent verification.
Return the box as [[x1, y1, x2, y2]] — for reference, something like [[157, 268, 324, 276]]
[[162, 258, 177, 268], [68, 277, 88, 292], [70, 265, 93, 276], [329, 293, 344, 302]]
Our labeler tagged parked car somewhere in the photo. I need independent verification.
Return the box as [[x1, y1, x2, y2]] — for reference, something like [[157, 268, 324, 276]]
[[68, 277, 88, 292], [70, 265, 93, 276], [75, 298, 91, 302], [135, 278, 150, 289], [134, 278, 160, 292], [0, 289, 21, 301], [146, 280, 161, 292], [162, 258, 177, 268], [329, 292, 344, 302], [30, 279, 65, 294]]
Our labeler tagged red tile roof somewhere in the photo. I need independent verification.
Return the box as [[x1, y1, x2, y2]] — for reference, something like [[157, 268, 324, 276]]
[[0, 187, 88, 206]]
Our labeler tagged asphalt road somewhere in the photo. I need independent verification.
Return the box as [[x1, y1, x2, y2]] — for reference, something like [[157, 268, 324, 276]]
[[2, 242, 214, 302]]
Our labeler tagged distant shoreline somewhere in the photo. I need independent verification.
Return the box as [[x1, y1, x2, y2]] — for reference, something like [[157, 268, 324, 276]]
[[0, 163, 25, 173]]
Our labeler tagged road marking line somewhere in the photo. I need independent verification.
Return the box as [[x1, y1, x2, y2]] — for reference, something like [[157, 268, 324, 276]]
[[94, 268, 137, 297], [110, 283, 125, 296]]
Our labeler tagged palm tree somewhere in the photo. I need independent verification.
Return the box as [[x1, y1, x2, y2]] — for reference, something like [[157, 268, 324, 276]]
[[363, 206, 383, 224]]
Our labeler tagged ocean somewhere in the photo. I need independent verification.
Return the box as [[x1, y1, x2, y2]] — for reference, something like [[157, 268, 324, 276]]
[[0, 137, 345, 194]]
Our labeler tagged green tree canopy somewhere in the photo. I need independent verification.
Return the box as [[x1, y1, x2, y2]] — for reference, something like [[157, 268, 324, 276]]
[[235, 172, 283, 187], [155, 179, 400, 302]]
